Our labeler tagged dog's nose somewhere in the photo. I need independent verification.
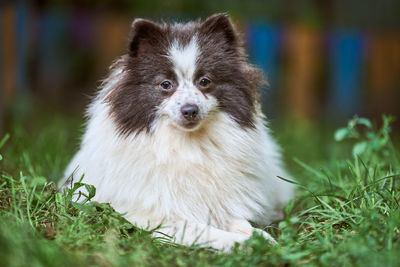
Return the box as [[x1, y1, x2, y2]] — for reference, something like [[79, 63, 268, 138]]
[[181, 104, 199, 121]]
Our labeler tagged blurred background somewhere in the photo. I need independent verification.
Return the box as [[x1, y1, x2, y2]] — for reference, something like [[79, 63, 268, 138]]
[[1, 0, 400, 135]]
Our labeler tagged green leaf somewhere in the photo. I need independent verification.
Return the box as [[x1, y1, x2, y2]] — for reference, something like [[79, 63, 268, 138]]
[[71, 201, 85, 210], [278, 221, 287, 229], [353, 141, 367, 155], [30, 176, 47, 186], [357, 118, 372, 128], [285, 199, 295, 216], [334, 128, 350, 141], [55, 192, 63, 204], [282, 251, 310, 261], [0, 134, 10, 149], [68, 182, 85, 198], [84, 184, 96, 200]]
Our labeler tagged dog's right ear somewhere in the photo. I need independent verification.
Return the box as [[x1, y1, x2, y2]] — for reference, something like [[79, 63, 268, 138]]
[[129, 19, 163, 57]]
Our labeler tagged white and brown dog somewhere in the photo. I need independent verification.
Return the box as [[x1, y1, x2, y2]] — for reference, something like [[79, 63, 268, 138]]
[[59, 14, 294, 251]]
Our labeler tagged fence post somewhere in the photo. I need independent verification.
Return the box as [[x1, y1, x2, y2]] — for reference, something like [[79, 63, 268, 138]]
[[328, 30, 364, 117], [247, 22, 281, 117]]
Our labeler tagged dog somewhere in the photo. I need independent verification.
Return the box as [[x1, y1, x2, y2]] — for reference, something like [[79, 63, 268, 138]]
[[59, 13, 294, 252]]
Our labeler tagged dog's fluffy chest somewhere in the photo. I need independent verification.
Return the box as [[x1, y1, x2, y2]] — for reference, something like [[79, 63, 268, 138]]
[[67, 101, 279, 228]]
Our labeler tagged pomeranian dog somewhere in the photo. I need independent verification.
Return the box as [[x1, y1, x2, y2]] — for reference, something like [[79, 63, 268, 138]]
[[59, 13, 294, 251]]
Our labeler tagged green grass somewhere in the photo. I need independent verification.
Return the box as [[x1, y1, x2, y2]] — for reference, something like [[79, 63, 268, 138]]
[[0, 104, 399, 267]]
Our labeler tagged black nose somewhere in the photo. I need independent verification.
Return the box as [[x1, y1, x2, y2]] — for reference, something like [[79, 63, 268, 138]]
[[181, 104, 199, 121]]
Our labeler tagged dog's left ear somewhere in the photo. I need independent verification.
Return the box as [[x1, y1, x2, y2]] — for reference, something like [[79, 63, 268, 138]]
[[200, 13, 238, 46]]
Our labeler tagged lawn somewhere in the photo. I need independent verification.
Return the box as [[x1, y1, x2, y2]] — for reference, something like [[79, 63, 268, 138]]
[[0, 102, 399, 267]]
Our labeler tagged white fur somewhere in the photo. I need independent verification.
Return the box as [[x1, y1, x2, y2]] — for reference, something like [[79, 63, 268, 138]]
[[168, 37, 198, 80], [60, 39, 294, 251], [162, 37, 217, 130]]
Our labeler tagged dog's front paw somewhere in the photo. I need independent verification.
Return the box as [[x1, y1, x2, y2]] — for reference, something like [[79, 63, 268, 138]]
[[252, 228, 277, 244], [209, 231, 250, 252], [228, 219, 277, 244]]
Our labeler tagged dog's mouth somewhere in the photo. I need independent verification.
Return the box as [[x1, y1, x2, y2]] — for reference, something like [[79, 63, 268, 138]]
[[179, 120, 201, 131]]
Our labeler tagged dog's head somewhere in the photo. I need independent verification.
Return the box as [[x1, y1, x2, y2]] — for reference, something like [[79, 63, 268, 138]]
[[106, 14, 264, 135]]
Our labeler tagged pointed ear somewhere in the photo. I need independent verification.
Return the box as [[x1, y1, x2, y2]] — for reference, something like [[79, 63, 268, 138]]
[[129, 18, 163, 57], [200, 13, 237, 45]]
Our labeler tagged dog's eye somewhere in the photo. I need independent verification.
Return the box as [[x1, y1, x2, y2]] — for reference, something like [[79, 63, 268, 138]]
[[160, 80, 173, 91], [199, 77, 211, 88]]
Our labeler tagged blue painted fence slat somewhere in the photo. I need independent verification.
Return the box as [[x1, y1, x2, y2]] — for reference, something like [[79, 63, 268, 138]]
[[329, 31, 364, 116]]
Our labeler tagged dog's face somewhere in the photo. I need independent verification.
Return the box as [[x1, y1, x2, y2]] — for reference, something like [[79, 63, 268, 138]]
[[106, 14, 263, 135], [157, 35, 219, 131]]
